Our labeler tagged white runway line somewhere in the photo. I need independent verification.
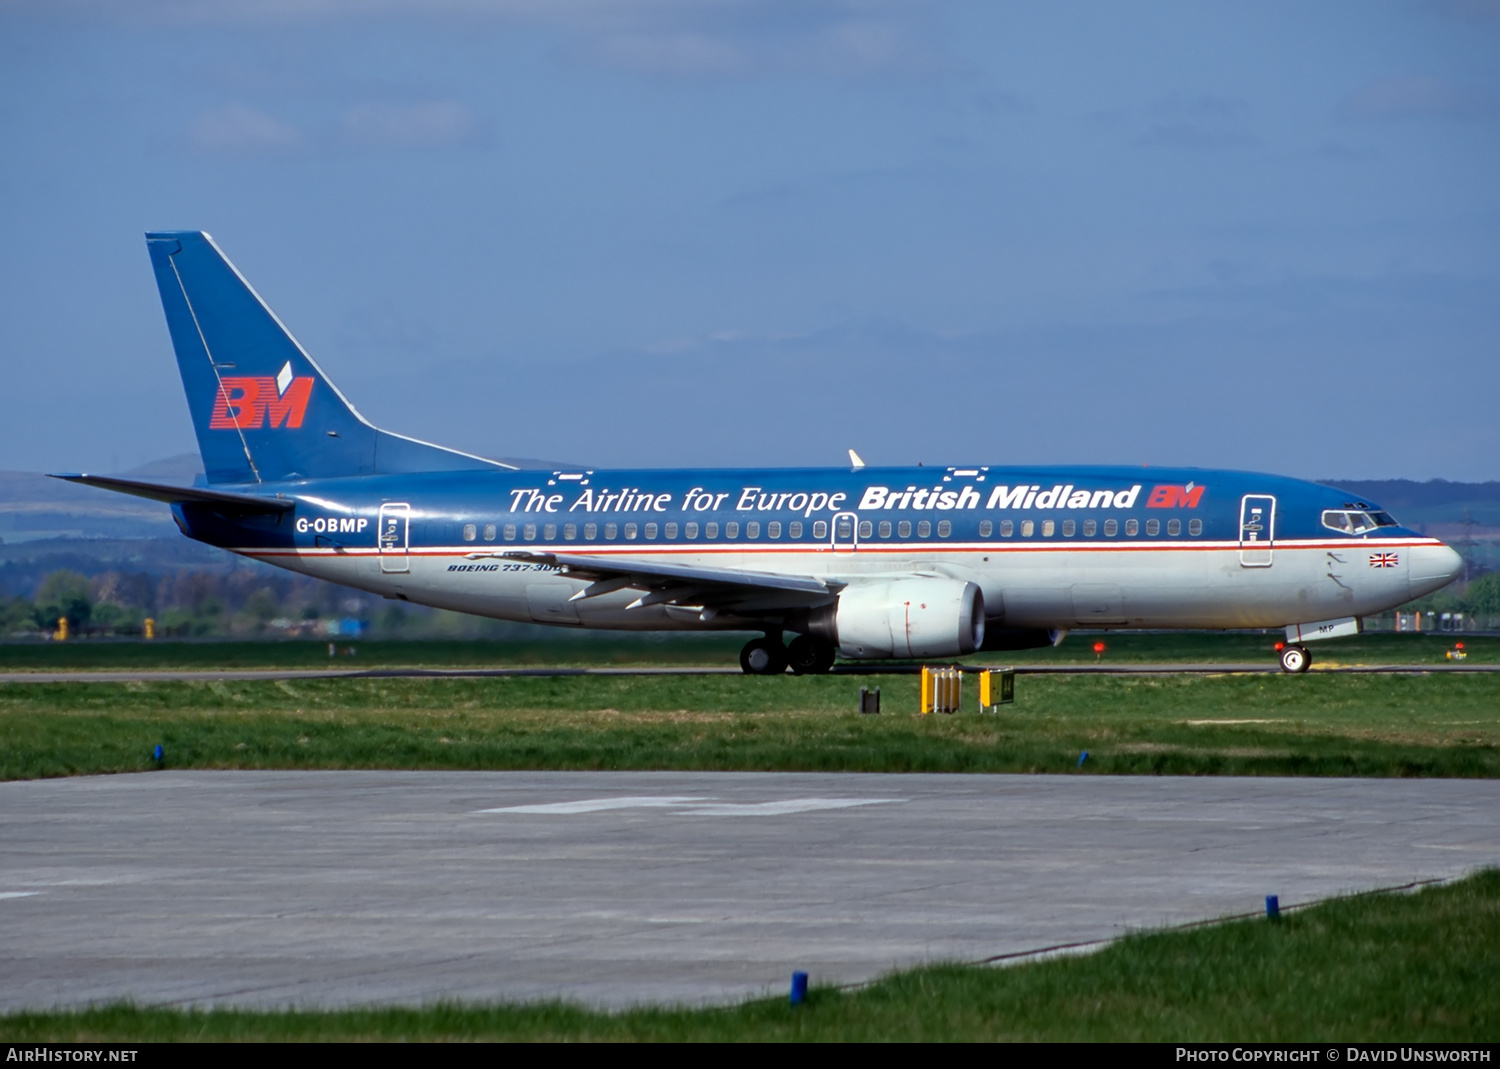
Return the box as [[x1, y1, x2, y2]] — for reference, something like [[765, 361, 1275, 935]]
[[475, 796, 902, 816], [476, 795, 710, 814]]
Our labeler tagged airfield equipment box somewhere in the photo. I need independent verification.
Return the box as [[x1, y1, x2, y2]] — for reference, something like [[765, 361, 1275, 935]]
[[978, 668, 1015, 712]]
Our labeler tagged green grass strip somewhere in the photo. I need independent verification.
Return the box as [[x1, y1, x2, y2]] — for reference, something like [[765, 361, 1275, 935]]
[[3, 673, 1498, 780], [5, 870, 1495, 1042]]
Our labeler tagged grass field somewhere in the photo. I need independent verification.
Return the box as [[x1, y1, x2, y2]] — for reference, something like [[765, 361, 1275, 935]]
[[3, 670, 1497, 780], [4, 869, 1493, 1042], [0, 630, 1493, 671]]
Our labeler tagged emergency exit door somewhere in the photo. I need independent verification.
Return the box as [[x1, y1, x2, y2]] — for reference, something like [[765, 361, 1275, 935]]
[[378, 502, 411, 573], [1238, 495, 1275, 567]]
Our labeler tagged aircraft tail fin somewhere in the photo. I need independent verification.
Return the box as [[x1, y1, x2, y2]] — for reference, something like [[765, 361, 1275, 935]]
[[145, 231, 512, 485]]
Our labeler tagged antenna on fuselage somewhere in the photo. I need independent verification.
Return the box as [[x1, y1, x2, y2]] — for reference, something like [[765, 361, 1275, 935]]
[[848, 448, 866, 469]]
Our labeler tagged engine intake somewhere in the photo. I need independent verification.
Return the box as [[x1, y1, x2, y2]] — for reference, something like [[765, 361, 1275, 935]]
[[822, 578, 985, 659]]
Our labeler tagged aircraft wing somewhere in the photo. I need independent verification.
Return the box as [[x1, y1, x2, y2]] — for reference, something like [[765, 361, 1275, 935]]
[[485, 550, 841, 613]]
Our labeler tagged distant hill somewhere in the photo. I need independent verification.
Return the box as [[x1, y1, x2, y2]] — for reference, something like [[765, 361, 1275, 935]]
[[1318, 479, 1500, 529]]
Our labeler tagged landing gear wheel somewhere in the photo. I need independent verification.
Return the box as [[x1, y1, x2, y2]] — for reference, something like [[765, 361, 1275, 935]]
[[1279, 645, 1311, 674], [786, 634, 837, 675], [740, 637, 789, 675]]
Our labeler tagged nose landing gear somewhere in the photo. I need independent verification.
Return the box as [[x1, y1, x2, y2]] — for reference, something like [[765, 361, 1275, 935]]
[[1279, 644, 1312, 674]]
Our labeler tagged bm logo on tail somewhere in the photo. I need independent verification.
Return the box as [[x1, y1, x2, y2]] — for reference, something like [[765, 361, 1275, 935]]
[[209, 361, 314, 430]]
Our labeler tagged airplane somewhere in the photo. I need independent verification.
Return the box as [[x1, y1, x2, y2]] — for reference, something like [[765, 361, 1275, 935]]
[[55, 231, 1464, 675]]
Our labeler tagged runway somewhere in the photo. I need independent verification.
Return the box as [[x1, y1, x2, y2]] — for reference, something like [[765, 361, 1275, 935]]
[[1, 661, 1496, 683], [2, 771, 1496, 1010]]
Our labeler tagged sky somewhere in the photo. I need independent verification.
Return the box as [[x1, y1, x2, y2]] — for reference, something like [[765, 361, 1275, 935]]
[[1, 0, 1497, 480]]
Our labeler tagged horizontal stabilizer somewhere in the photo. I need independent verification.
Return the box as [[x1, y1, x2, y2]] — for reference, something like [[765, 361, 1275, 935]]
[[49, 474, 295, 513]]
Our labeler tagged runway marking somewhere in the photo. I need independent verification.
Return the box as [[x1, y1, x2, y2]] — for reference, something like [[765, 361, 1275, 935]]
[[677, 798, 901, 816], [477, 796, 709, 814], [0, 892, 42, 900], [475, 796, 902, 817]]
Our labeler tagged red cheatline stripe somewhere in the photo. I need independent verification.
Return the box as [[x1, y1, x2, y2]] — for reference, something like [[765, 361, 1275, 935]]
[[237, 538, 1442, 560]]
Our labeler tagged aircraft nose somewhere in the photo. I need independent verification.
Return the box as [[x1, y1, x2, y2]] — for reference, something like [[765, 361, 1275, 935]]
[[1408, 542, 1464, 599]]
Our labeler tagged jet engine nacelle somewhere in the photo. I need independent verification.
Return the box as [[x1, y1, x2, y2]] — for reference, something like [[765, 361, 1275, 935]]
[[827, 578, 985, 659]]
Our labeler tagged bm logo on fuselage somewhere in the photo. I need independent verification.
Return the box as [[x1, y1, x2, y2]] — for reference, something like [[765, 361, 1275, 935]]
[[210, 362, 314, 430]]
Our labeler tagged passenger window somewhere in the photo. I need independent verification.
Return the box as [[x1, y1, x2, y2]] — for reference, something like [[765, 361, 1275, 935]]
[[858, 520, 872, 538], [1082, 519, 1096, 537], [1103, 519, 1117, 536], [1062, 520, 1076, 536], [665, 522, 678, 538], [725, 521, 739, 538], [564, 523, 577, 540], [624, 523, 637, 540], [605, 523, 618, 539], [1000, 520, 1014, 537], [789, 521, 803, 538], [462, 524, 477, 542], [544, 524, 557, 541], [1168, 519, 1181, 536], [1189, 518, 1203, 535], [979, 520, 992, 536], [483, 523, 496, 541], [705, 522, 719, 538], [917, 520, 931, 537], [879, 520, 892, 537], [645, 522, 658, 539], [685, 522, 698, 538], [1021, 520, 1034, 536], [813, 520, 828, 538], [746, 521, 759, 538], [1146, 519, 1159, 536], [767, 521, 780, 538], [584, 523, 597, 540], [1042, 520, 1055, 536], [524, 524, 537, 541], [937, 520, 952, 537], [898, 520, 912, 537], [503, 523, 517, 541]]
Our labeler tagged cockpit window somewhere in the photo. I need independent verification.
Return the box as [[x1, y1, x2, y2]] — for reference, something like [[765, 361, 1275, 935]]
[[1322, 509, 1398, 535]]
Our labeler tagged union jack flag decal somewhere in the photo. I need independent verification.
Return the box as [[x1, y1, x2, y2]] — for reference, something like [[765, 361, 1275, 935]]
[[1369, 553, 1399, 568]]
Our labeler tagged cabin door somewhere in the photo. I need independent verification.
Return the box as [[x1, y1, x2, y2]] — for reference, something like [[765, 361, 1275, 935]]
[[1238, 495, 1276, 568], [378, 502, 411, 573]]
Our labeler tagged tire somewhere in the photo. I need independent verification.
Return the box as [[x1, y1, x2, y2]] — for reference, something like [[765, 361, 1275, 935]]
[[1279, 645, 1311, 674], [740, 637, 788, 675], [787, 634, 837, 675]]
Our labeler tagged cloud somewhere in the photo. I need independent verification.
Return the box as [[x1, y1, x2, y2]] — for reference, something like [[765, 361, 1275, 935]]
[[1135, 124, 1255, 150], [184, 104, 304, 156], [1340, 76, 1499, 121], [1426, 0, 1500, 21], [18, 0, 951, 80], [341, 100, 482, 148], [1133, 94, 1255, 150], [182, 99, 483, 156]]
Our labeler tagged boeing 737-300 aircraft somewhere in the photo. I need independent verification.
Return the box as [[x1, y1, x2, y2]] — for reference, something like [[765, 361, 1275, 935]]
[[56, 232, 1464, 674]]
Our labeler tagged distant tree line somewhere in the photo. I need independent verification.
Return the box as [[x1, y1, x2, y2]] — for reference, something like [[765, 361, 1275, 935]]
[[0, 567, 498, 639]]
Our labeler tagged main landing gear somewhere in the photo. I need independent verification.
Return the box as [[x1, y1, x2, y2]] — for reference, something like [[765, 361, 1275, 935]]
[[1279, 644, 1312, 674], [740, 637, 788, 675], [739, 634, 837, 675]]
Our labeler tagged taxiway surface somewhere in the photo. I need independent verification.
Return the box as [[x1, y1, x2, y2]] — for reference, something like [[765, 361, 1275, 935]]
[[2, 771, 1497, 1010]]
